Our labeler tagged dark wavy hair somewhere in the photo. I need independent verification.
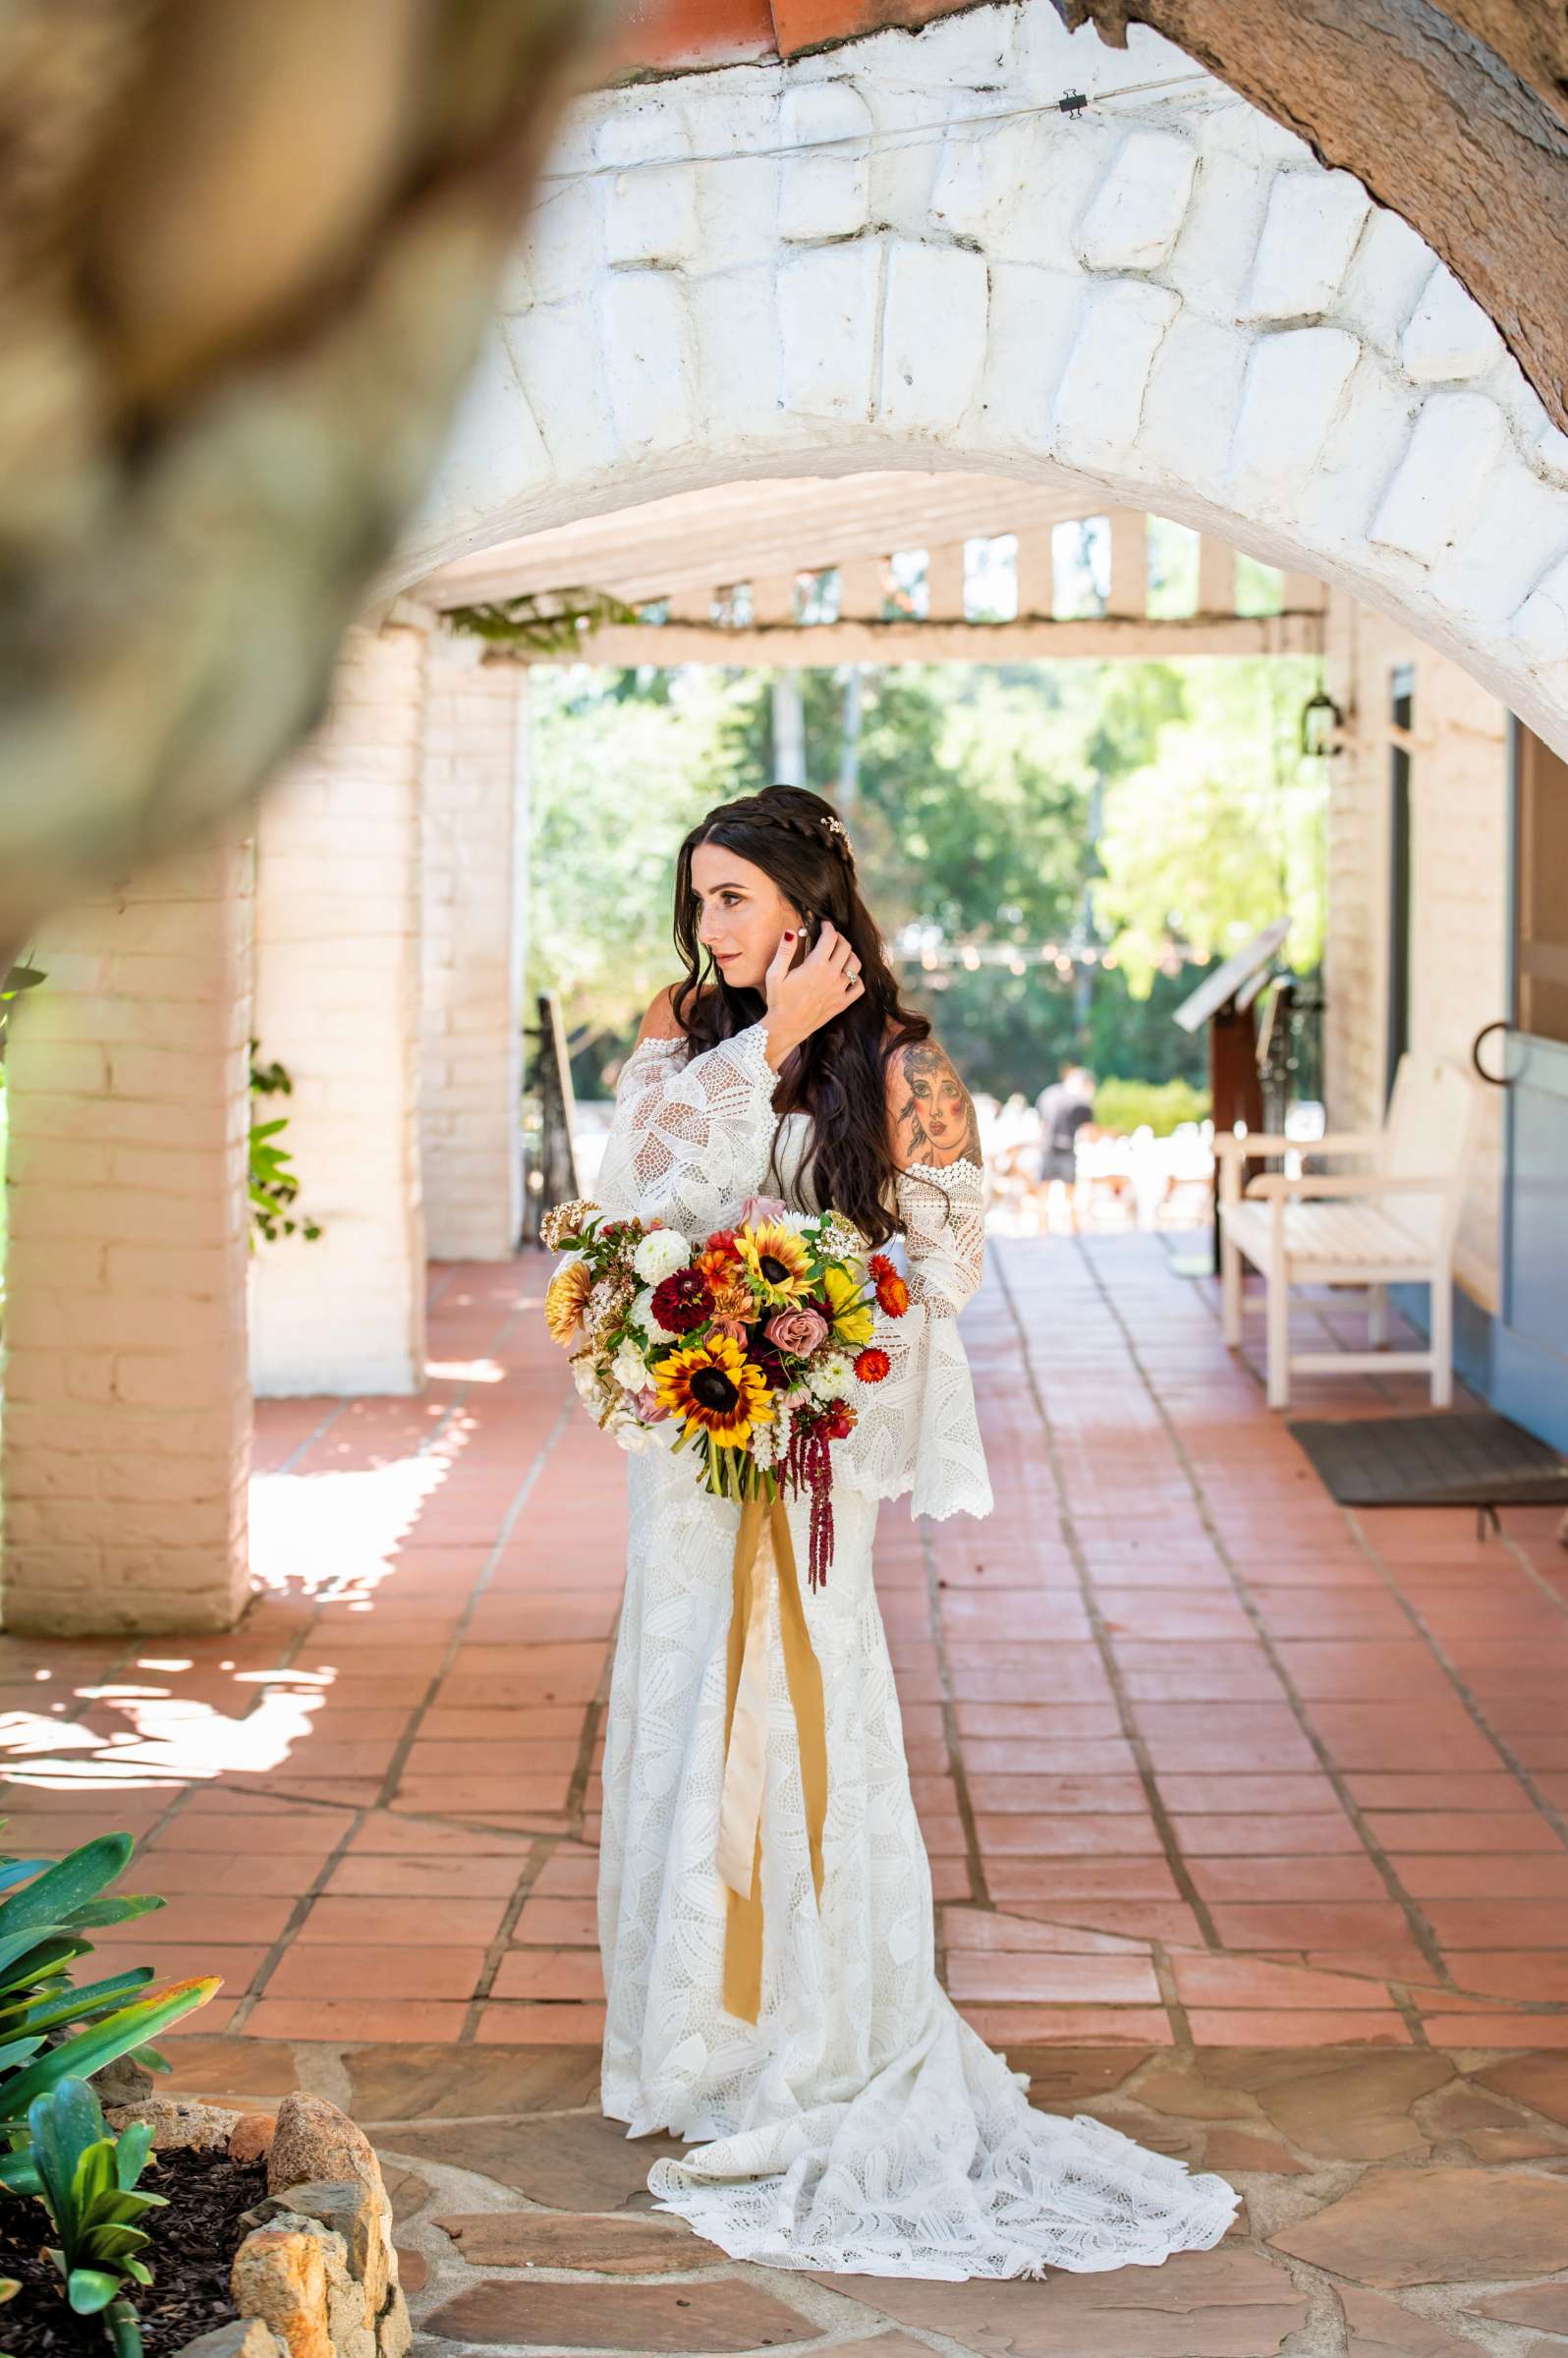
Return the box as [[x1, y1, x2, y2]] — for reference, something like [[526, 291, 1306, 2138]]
[[669, 785, 929, 1247]]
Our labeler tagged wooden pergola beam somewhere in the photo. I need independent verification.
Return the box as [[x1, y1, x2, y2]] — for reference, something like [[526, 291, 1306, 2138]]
[[521, 609, 1327, 667]]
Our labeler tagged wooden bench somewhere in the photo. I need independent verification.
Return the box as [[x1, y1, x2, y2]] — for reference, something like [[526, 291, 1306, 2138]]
[[1215, 1054, 1479, 1410]]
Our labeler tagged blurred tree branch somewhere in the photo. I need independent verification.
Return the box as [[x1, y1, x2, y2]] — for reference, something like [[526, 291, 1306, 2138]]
[[0, 0, 617, 959]]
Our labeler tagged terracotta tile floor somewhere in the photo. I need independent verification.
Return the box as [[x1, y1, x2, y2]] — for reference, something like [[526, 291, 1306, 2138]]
[[4, 1234, 1568, 2052]]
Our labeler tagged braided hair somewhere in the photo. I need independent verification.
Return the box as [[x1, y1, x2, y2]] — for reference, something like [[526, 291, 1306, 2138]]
[[669, 784, 929, 1245]]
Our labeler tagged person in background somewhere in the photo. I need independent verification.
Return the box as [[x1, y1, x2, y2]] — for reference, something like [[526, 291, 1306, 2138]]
[[1035, 1062, 1096, 1232]]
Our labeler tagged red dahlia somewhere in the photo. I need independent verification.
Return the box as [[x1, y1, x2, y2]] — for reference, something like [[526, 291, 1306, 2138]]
[[650, 1267, 713, 1333]]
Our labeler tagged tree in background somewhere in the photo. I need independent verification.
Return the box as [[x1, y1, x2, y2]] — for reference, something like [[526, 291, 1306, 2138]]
[[1094, 657, 1325, 992], [531, 653, 1324, 1105]]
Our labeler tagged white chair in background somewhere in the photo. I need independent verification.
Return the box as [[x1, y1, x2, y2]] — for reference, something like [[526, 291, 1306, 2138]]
[[1214, 1055, 1479, 1411]]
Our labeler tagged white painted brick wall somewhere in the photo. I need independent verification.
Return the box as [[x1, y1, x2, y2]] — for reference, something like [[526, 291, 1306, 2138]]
[[391, 0, 1568, 758], [1323, 590, 1509, 1307], [249, 621, 428, 1396], [1, 840, 252, 1634], [420, 639, 527, 1262]]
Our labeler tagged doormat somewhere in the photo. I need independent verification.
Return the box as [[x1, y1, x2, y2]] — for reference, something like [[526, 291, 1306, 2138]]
[[1287, 1409, 1568, 1510]]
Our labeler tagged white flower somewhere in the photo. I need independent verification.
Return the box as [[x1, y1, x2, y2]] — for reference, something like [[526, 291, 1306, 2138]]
[[808, 1351, 854, 1402], [780, 1209, 813, 1233], [632, 1286, 678, 1345], [571, 1357, 603, 1402], [633, 1229, 690, 1284], [614, 1418, 663, 1454], [611, 1339, 648, 1391]]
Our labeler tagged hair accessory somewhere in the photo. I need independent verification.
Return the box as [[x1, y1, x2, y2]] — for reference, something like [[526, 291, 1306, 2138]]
[[822, 815, 850, 844]]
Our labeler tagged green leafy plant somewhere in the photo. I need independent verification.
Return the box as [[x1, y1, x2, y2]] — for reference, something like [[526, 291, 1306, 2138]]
[[0, 1827, 220, 2197], [447, 585, 639, 654], [27, 2077, 166, 2358], [250, 1044, 322, 1245], [1092, 1076, 1211, 1138]]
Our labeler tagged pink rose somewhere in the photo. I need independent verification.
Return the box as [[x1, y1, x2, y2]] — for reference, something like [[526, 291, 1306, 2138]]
[[739, 1193, 789, 1228], [766, 1304, 830, 1358], [634, 1386, 671, 1424]]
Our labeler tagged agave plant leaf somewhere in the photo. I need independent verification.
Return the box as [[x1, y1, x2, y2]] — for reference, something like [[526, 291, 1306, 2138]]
[[2, 1967, 154, 2036], [68, 1896, 165, 1930], [0, 1937, 90, 1994], [68, 2268, 122, 2316], [0, 1924, 74, 1981], [0, 2035, 46, 2073], [73, 2132, 119, 2219], [0, 1979, 220, 2121], [0, 1835, 134, 1942], [129, 2041, 171, 2075], [114, 2119, 155, 2188], [29, 2075, 104, 2219], [0, 1859, 53, 1893], [0, 2145, 43, 2195]]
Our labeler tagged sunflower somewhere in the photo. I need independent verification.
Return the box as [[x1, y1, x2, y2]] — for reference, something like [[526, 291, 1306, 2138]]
[[820, 1263, 874, 1348], [544, 1260, 592, 1347], [653, 1334, 775, 1447], [735, 1220, 813, 1309]]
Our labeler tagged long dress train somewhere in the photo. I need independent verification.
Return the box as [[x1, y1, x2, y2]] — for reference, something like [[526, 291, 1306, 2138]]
[[590, 1021, 1239, 2278]]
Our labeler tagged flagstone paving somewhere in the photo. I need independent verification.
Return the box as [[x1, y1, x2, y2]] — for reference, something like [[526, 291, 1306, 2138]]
[[8, 1233, 1568, 2348]]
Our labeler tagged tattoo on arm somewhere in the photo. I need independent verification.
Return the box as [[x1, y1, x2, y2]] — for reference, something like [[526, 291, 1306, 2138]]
[[892, 1040, 982, 1168]]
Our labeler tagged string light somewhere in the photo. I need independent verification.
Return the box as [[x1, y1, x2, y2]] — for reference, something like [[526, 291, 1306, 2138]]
[[532, 73, 1216, 208]]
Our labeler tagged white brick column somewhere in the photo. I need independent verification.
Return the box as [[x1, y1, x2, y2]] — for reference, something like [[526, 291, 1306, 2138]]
[[250, 619, 428, 1396], [0, 842, 252, 1635], [420, 640, 528, 1262]]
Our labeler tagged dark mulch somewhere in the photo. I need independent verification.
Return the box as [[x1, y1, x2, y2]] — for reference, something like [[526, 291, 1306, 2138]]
[[0, 2144, 267, 2358]]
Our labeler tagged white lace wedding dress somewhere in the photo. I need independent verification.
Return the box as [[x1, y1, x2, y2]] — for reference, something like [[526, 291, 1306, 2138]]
[[591, 1021, 1239, 2278]]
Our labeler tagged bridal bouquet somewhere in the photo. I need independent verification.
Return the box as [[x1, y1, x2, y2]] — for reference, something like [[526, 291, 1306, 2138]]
[[540, 1193, 909, 1587]]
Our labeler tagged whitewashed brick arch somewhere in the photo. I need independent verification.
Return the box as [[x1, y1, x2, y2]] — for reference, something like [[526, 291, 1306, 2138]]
[[398, 0, 1568, 756]]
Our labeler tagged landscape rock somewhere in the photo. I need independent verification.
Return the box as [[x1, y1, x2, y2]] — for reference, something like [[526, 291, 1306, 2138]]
[[173, 2322, 290, 2358], [231, 2226, 334, 2358], [375, 2283, 411, 2358], [267, 2095, 383, 2204], [230, 2113, 278, 2164], [107, 2095, 244, 2153], [90, 2050, 156, 2107]]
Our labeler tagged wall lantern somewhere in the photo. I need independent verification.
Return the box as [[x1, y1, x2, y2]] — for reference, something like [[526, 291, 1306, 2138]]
[[1300, 687, 1346, 759]]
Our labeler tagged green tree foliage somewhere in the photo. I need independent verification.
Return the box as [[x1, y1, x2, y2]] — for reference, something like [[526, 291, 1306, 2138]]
[[528, 654, 1323, 1101], [1094, 656, 1325, 993], [527, 668, 737, 1065]]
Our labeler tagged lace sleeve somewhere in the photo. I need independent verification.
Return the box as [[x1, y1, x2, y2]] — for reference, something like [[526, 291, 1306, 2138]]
[[594, 1022, 778, 1235], [838, 1157, 993, 1523]]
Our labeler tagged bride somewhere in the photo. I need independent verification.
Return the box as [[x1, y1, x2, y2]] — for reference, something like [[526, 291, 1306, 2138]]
[[591, 783, 1238, 2278]]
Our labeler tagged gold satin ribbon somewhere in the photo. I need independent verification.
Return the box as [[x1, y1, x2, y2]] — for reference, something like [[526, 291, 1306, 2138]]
[[717, 1491, 828, 2024]]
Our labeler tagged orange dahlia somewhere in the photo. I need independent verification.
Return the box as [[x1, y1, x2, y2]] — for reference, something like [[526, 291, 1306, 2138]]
[[544, 1260, 592, 1347], [653, 1334, 774, 1447], [696, 1230, 745, 1285], [854, 1347, 891, 1382]]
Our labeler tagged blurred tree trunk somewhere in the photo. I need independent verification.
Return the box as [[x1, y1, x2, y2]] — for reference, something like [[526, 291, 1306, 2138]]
[[0, 0, 616, 958]]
